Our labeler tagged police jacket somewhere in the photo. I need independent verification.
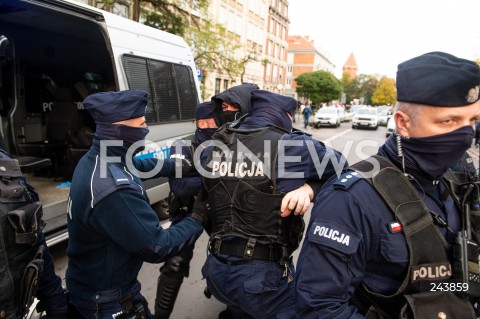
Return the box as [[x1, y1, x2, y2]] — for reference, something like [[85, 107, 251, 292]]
[[66, 137, 203, 301], [296, 138, 463, 318], [169, 135, 201, 198]]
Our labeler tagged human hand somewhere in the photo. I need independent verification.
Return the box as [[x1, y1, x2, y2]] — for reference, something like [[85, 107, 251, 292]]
[[190, 192, 210, 228], [280, 183, 314, 217]]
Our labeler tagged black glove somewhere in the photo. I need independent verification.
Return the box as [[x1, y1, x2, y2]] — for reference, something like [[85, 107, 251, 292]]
[[190, 192, 210, 228], [173, 158, 196, 177]]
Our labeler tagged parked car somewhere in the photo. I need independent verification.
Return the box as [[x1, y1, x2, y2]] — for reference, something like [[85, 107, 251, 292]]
[[378, 110, 389, 126], [386, 116, 396, 137], [352, 107, 379, 130], [313, 107, 342, 128]]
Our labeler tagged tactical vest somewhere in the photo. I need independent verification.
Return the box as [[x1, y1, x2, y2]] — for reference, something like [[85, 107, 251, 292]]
[[204, 126, 302, 258], [0, 158, 45, 318], [349, 155, 476, 319]]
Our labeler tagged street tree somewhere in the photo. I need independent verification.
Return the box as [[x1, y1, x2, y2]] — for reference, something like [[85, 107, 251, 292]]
[[371, 77, 396, 105], [356, 74, 378, 105], [187, 20, 259, 81], [95, 0, 209, 36], [295, 71, 343, 104]]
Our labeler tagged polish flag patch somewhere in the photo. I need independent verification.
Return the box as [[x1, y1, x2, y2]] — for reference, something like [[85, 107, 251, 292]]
[[389, 222, 402, 233]]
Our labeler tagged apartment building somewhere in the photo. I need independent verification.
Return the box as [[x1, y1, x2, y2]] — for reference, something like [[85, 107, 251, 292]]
[[263, 0, 289, 94], [285, 35, 335, 98]]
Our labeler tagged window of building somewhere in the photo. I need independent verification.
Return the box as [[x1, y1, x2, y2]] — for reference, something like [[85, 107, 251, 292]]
[[223, 79, 229, 90], [215, 78, 221, 94]]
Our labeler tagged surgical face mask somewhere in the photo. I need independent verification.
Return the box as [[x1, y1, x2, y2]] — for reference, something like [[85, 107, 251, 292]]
[[401, 125, 474, 178], [95, 123, 150, 153]]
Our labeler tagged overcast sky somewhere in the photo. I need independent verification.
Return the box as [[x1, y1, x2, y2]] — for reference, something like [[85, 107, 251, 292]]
[[288, 0, 480, 79]]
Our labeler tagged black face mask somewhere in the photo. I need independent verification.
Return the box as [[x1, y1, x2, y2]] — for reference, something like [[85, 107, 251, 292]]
[[216, 110, 239, 126], [401, 125, 474, 178]]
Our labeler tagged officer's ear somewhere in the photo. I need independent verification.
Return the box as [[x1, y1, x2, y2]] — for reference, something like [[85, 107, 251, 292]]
[[197, 119, 208, 129], [394, 111, 411, 137]]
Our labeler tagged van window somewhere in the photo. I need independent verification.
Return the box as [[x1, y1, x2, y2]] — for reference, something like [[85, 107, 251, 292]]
[[122, 54, 197, 124]]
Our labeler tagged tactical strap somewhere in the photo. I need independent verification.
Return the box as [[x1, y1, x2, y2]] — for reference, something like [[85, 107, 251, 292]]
[[351, 155, 450, 299]]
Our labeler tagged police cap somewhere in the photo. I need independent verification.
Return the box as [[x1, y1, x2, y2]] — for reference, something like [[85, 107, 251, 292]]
[[396, 51, 480, 107], [195, 101, 214, 120], [83, 89, 147, 123]]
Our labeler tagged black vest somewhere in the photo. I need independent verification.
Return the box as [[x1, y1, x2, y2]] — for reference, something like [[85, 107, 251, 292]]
[[204, 126, 296, 249], [0, 158, 45, 318]]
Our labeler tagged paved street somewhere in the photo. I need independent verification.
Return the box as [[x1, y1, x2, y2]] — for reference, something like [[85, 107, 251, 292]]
[[48, 120, 479, 318]]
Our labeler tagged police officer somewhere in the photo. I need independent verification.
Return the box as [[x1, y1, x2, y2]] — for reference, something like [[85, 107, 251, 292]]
[[0, 147, 68, 319], [154, 101, 217, 318], [211, 83, 259, 126], [296, 52, 480, 318], [66, 90, 205, 319], [201, 89, 347, 318]]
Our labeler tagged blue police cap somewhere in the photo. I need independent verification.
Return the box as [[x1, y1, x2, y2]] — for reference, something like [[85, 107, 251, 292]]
[[396, 51, 480, 107], [195, 101, 214, 120], [83, 89, 148, 123], [251, 90, 297, 117]]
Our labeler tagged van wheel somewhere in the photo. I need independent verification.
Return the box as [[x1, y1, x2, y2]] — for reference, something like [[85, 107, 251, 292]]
[[315, 123, 321, 128], [336, 121, 340, 127], [152, 200, 170, 220]]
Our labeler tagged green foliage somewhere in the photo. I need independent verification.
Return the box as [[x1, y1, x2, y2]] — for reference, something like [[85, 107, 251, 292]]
[[371, 77, 396, 105], [187, 19, 259, 82], [131, 0, 209, 36], [295, 71, 343, 103]]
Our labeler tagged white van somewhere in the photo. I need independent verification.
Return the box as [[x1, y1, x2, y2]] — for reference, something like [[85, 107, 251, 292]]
[[1, 0, 200, 244]]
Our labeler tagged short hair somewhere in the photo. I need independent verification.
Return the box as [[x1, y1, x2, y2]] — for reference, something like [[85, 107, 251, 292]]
[[395, 101, 420, 125]]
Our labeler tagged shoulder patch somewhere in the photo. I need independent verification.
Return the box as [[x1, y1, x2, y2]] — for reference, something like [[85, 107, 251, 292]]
[[308, 221, 362, 255], [333, 171, 362, 190]]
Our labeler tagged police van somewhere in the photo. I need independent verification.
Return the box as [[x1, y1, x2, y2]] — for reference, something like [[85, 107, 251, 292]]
[[0, 0, 200, 245]]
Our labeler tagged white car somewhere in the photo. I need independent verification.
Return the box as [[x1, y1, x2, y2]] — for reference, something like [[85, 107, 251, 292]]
[[386, 116, 396, 137], [352, 107, 379, 130], [378, 110, 389, 126], [313, 107, 342, 128]]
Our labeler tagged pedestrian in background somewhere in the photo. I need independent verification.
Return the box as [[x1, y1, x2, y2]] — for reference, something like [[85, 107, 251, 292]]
[[302, 103, 311, 129]]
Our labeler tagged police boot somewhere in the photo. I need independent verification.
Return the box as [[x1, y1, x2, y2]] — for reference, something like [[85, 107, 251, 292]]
[[154, 252, 191, 319]]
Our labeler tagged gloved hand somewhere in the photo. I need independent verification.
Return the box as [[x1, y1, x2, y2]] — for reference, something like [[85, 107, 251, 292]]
[[190, 192, 210, 228], [174, 158, 196, 177]]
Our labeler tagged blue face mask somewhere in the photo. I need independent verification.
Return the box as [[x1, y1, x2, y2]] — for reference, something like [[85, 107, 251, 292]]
[[401, 125, 474, 178], [195, 128, 217, 144], [95, 123, 150, 153]]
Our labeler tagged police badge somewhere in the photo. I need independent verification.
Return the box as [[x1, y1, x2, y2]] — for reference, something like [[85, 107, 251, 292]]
[[466, 86, 479, 103]]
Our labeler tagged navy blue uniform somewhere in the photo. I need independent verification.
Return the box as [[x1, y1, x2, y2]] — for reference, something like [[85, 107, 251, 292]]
[[66, 138, 203, 318], [296, 141, 462, 318], [201, 90, 347, 319]]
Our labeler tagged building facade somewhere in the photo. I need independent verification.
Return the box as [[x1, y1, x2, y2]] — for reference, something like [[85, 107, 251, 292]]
[[263, 0, 289, 94], [285, 35, 335, 99]]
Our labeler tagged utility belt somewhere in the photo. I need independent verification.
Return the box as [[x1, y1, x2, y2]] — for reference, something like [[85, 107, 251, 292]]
[[117, 298, 147, 319], [208, 237, 287, 264]]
